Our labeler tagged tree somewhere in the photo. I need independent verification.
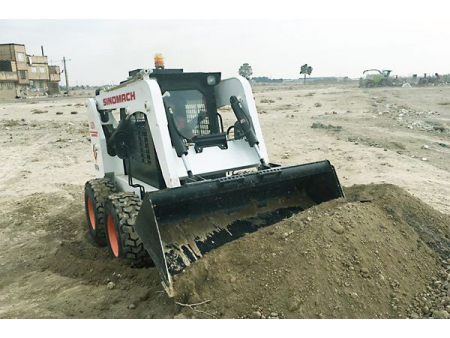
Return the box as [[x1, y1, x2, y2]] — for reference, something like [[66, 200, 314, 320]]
[[239, 63, 253, 80], [300, 64, 313, 84]]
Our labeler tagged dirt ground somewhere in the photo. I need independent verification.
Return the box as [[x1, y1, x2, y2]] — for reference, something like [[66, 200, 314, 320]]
[[1, 82, 450, 320]]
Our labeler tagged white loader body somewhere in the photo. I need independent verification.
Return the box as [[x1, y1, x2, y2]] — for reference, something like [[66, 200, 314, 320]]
[[86, 70, 269, 194]]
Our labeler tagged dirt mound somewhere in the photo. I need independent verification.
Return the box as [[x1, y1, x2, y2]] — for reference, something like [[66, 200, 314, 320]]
[[172, 184, 450, 319], [1, 184, 449, 319]]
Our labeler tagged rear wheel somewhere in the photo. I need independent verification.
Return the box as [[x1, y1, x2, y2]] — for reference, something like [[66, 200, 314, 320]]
[[84, 178, 117, 246], [104, 193, 149, 265]]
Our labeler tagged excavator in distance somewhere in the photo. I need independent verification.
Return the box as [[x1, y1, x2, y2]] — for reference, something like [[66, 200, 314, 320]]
[[84, 55, 344, 296]]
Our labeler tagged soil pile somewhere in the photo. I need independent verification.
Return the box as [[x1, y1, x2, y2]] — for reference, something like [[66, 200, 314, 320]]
[[172, 184, 450, 319], [1, 183, 449, 319]]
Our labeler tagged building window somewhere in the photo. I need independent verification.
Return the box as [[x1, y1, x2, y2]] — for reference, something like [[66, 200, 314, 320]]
[[39, 67, 45, 73], [31, 67, 37, 73], [20, 70, 27, 79], [30, 80, 34, 88], [0, 83, 3, 90], [17, 53, 25, 62], [0, 61, 12, 72], [6, 82, 13, 90]]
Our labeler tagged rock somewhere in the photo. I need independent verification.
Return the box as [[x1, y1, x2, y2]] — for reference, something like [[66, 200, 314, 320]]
[[409, 312, 420, 319], [250, 311, 262, 319], [350, 292, 358, 298], [443, 297, 450, 306], [174, 313, 187, 319], [270, 312, 278, 317], [56, 111, 63, 115], [128, 303, 136, 310], [331, 224, 345, 234], [287, 298, 299, 311], [107, 282, 115, 290], [281, 153, 290, 159], [314, 102, 322, 107], [230, 276, 237, 283], [432, 310, 449, 319], [31, 109, 47, 114], [421, 158, 427, 161], [139, 290, 151, 301], [360, 268, 370, 278], [311, 122, 325, 129]]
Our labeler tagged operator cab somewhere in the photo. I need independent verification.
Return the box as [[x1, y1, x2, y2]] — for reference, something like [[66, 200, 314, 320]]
[[162, 89, 208, 140], [147, 69, 227, 152]]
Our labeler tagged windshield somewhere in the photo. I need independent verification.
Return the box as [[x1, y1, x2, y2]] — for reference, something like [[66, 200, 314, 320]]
[[163, 89, 210, 140]]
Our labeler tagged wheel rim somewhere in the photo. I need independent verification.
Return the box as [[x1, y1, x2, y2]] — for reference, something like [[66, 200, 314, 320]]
[[87, 198, 96, 230], [107, 214, 119, 257]]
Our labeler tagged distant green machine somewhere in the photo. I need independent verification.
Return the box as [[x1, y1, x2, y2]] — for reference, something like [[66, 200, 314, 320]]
[[359, 69, 393, 88]]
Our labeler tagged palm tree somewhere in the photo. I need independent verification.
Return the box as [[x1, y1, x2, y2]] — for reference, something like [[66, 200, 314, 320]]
[[300, 64, 313, 84], [239, 63, 253, 80]]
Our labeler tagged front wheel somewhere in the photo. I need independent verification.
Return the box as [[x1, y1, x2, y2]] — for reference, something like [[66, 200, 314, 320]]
[[104, 193, 150, 265], [84, 178, 116, 246]]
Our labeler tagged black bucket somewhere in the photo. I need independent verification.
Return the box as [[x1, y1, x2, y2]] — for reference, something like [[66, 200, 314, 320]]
[[134, 160, 344, 295]]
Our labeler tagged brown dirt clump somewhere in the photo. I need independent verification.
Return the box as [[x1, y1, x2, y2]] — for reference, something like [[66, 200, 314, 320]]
[[172, 184, 450, 319]]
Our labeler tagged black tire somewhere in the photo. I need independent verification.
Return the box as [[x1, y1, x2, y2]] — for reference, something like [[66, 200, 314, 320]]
[[84, 178, 117, 246], [104, 192, 149, 265]]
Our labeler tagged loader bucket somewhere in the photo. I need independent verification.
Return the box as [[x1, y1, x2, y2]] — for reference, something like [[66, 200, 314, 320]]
[[134, 160, 344, 296]]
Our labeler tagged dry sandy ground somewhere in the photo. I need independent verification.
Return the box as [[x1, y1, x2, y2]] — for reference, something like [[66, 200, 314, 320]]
[[0, 83, 449, 323]]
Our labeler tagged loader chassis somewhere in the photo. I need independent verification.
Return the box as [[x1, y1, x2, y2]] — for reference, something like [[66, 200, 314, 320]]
[[85, 67, 344, 296]]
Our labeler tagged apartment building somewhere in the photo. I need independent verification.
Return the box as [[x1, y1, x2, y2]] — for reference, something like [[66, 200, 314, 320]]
[[0, 43, 61, 99]]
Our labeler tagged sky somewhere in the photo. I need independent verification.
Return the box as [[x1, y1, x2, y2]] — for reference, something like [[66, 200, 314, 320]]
[[1, 1, 449, 86]]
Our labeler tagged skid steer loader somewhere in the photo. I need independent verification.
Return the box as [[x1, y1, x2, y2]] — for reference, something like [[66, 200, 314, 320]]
[[84, 57, 344, 296]]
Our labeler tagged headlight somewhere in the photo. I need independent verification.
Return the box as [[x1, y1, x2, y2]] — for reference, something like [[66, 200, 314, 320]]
[[207, 75, 216, 86]]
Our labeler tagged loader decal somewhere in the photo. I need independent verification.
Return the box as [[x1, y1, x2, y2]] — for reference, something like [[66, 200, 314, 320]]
[[90, 122, 98, 136], [103, 91, 136, 106], [92, 144, 98, 163], [92, 143, 100, 171]]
